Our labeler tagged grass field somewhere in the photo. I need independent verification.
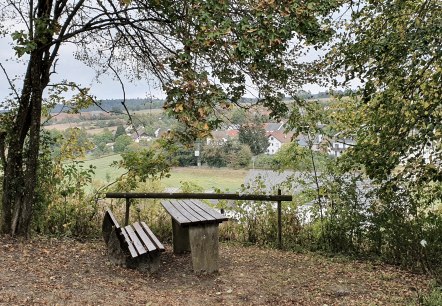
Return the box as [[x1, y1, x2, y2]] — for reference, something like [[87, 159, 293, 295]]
[[160, 167, 248, 191], [83, 154, 125, 184], [83, 154, 248, 191]]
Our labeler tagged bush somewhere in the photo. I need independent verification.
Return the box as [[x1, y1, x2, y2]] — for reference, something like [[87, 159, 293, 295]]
[[419, 285, 442, 306], [253, 154, 275, 169]]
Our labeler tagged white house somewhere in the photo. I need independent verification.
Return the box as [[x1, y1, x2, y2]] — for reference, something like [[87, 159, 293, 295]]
[[266, 131, 292, 155], [329, 137, 355, 157]]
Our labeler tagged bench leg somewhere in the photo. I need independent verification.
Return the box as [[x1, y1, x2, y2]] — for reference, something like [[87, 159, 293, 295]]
[[189, 224, 219, 273], [172, 218, 190, 253], [129, 252, 161, 273], [106, 227, 126, 266]]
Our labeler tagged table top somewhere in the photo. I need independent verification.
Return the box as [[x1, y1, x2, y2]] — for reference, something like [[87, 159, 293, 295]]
[[161, 199, 229, 226]]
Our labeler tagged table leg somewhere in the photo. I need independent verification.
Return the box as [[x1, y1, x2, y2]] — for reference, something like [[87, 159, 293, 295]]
[[172, 218, 190, 253], [189, 224, 219, 273]]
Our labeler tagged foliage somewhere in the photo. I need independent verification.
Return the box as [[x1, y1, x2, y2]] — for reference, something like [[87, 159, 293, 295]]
[[179, 181, 204, 193], [114, 125, 126, 140], [155, 0, 342, 140], [228, 144, 252, 169], [110, 140, 171, 192], [287, 162, 442, 283], [319, 0, 442, 283], [238, 124, 269, 155], [113, 135, 133, 153], [173, 145, 196, 167], [252, 154, 276, 169], [93, 129, 114, 146], [273, 142, 308, 170], [60, 128, 94, 159], [328, 0, 442, 184], [202, 143, 227, 168], [32, 131, 99, 237], [230, 108, 247, 125], [1, 0, 342, 235], [218, 177, 302, 248], [419, 285, 442, 306], [202, 140, 252, 168]]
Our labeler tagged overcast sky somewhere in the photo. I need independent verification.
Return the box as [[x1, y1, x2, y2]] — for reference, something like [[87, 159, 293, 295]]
[[0, 36, 330, 104]]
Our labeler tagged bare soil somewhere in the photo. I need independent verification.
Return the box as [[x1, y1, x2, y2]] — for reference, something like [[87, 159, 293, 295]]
[[0, 236, 431, 305]]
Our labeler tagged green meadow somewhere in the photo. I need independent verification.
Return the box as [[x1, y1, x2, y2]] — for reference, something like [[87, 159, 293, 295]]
[[83, 154, 248, 191]]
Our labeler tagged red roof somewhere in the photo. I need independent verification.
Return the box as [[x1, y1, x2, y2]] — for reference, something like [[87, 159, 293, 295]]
[[267, 131, 293, 144]]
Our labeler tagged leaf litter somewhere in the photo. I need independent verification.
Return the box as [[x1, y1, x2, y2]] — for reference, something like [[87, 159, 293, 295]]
[[0, 236, 431, 305]]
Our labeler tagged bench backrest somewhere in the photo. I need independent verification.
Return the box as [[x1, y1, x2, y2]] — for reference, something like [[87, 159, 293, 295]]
[[102, 209, 121, 245]]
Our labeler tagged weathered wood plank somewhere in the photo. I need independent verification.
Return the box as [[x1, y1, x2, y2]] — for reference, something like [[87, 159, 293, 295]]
[[105, 209, 121, 228], [161, 200, 192, 225], [172, 218, 190, 253], [170, 199, 201, 223], [124, 225, 147, 256], [174, 199, 208, 223], [103, 209, 121, 245], [189, 224, 220, 273], [183, 199, 217, 222], [191, 200, 228, 222], [133, 222, 157, 253], [119, 227, 138, 258], [141, 222, 165, 252]]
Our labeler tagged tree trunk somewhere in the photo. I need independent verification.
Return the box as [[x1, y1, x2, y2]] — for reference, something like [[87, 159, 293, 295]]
[[1, 40, 51, 237]]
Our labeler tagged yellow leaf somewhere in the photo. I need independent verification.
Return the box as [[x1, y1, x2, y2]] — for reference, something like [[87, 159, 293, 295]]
[[175, 104, 184, 112]]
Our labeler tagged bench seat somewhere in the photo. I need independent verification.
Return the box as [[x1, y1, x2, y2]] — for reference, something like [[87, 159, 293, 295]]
[[102, 209, 164, 272]]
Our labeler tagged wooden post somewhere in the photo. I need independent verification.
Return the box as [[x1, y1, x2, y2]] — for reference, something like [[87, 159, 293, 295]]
[[189, 224, 219, 273], [277, 189, 282, 249], [125, 198, 131, 226], [172, 219, 190, 253]]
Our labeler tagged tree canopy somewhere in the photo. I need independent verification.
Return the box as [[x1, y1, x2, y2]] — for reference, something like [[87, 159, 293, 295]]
[[239, 124, 269, 155], [328, 0, 442, 183], [0, 0, 343, 236]]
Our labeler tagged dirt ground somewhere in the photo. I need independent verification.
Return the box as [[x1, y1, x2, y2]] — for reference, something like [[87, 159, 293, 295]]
[[0, 236, 432, 305]]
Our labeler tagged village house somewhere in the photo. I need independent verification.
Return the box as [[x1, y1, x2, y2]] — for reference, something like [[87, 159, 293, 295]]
[[206, 129, 239, 145], [328, 135, 356, 157], [266, 131, 293, 155]]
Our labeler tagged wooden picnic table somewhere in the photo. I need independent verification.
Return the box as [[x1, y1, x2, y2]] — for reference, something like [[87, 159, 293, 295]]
[[161, 199, 228, 273]]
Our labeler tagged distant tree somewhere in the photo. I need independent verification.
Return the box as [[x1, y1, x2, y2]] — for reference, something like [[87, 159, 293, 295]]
[[93, 129, 114, 146], [114, 135, 133, 154], [174, 146, 196, 167], [203, 144, 227, 168], [60, 128, 94, 160], [114, 125, 127, 140], [228, 144, 252, 168], [230, 108, 247, 126], [239, 125, 269, 155]]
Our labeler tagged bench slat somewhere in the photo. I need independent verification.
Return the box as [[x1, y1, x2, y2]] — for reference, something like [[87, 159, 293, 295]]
[[124, 225, 147, 256], [133, 222, 157, 253], [119, 227, 138, 258], [161, 200, 193, 225], [105, 209, 120, 228], [141, 222, 165, 252], [172, 200, 204, 223], [191, 200, 229, 222], [180, 199, 217, 222]]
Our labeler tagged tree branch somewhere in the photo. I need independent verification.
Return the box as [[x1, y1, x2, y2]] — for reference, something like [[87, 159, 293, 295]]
[[0, 62, 21, 102]]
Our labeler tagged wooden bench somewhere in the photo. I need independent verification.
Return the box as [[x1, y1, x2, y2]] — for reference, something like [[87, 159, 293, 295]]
[[161, 199, 228, 273], [102, 209, 164, 272]]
